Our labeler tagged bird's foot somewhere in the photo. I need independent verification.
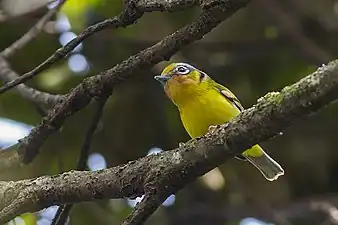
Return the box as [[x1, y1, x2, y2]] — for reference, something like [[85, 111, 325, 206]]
[[178, 142, 185, 148], [208, 125, 219, 134]]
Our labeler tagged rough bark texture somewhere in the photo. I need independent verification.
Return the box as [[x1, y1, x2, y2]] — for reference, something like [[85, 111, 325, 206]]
[[0, 60, 337, 224], [0, 0, 250, 170], [0, 0, 201, 94], [0, 0, 201, 109]]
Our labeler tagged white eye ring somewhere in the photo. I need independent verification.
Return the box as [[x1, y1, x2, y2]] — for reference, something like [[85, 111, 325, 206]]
[[175, 66, 190, 75]]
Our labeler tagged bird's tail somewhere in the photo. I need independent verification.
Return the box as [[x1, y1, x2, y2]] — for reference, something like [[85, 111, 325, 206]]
[[242, 145, 284, 181]]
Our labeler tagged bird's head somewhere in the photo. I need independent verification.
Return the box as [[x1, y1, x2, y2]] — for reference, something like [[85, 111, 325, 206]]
[[154, 62, 209, 105], [154, 62, 207, 86]]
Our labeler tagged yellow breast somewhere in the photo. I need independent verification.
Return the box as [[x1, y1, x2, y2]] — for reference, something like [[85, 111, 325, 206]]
[[179, 88, 240, 138]]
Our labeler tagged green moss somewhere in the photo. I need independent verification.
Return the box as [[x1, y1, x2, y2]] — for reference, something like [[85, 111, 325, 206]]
[[257, 91, 281, 105]]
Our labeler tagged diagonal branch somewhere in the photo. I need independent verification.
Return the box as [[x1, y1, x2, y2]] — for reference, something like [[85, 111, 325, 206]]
[[0, 0, 66, 107], [51, 96, 107, 225], [0, 59, 337, 224], [122, 194, 166, 225], [0, 3, 141, 94], [0, 0, 200, 94], [1, 0, 251, 172], [0, 56, 64, 106], [1, 0, 67, 58], [0, 0, 208, 171], [50, 205, 71, 225]]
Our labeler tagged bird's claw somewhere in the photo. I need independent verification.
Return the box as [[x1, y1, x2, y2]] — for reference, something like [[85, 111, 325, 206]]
[[208, 125, 218, 134]]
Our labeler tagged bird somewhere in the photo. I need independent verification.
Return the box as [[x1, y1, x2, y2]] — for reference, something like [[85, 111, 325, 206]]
[[154, 62, 284, 181]]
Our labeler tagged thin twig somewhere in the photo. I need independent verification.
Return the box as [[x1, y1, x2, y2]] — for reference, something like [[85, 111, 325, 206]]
[[0, 0, 206, 172], [12, 0, 251, 169], [76, 97, 107, 169], [51, 96, 108, 225], [0, 56, 64, 106], [0, 0, 200, 95], [122, 195, 164, 225], [1, 0, 67, 58], [0, 2, 143, 94], [0, 0, 66, 107], [50, 205, 71, 225]]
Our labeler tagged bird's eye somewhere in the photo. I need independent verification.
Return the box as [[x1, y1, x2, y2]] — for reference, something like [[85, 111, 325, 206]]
[[176, 66, 190, 75]]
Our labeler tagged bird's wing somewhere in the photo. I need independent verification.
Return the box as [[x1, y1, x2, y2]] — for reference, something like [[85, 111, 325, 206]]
[[213, 82, 247, 161], [213, 82, 244, 112]]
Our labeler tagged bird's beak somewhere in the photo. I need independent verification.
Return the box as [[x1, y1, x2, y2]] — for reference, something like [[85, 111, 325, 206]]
[[154, 75, 170, 85]]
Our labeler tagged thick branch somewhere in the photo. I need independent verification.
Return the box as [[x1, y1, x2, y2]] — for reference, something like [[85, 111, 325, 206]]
[[136, 0, 200, 11], [5, 0, 250, 172], [0, 0, 200, 94], [0, 0, 209, 171], [0, 59, 338, 224]]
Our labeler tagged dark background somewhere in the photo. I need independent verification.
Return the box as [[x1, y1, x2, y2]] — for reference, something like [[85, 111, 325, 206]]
[[1, 0, 338, 224]]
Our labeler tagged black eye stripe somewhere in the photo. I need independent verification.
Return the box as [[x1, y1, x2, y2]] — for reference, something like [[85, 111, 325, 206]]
[[199, 71, 206, 82]]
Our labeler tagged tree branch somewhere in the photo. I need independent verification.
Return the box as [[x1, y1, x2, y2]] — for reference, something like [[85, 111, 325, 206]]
[[0, 0, 250, 173], [51, 96, 107, 225], [0, 0, 200, 94], [122, 194, 166, 225], [0, 0, 67, 58], [0, 0, 208, 172], [135, 0, 199, 11], [0, 59, 338, 224], [0, 56, 64, 106], [0, 0, 66, 107], [50, 205, 71, 225]]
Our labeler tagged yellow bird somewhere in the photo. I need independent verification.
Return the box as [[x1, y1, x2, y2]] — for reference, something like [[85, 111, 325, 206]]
[[154, 62, 284, 181]]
